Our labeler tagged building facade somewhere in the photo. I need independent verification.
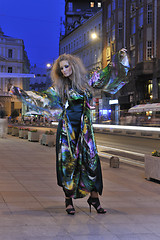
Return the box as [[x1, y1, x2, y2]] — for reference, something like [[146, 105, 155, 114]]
[[29, 65, 51, 92], [64, 0, 102, 35], [60, 10, 102, 72], [0, 27, 30, 116], [102, 0, 160, 118], [60, 9, 105, 123]]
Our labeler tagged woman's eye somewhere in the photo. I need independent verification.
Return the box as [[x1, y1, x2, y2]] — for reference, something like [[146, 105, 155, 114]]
[[65, 65, 69, 68], [60, 67, 63, 70]]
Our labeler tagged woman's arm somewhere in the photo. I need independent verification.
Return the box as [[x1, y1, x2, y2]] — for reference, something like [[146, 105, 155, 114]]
[[10, 86, 62, 117], [88, 48, 130, 94]]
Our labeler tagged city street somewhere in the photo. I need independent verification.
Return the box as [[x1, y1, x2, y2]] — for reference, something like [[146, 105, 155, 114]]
[[16, 125, 160, 166], [0, 134, 160, 239]]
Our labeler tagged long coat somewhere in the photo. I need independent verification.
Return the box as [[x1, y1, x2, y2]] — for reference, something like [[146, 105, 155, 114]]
[[10, 49, 129, 199], [56, 89, 103, 199]]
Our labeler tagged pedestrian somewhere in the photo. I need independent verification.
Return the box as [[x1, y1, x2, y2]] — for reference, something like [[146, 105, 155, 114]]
[[10, 49, 129, 215], [0, 107, 7, 138]]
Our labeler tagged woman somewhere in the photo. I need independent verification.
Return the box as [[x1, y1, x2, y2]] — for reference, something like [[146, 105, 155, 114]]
[[50, 49, 129, 215], [10, 49, 130, 215], [51, 54, 106, 215]]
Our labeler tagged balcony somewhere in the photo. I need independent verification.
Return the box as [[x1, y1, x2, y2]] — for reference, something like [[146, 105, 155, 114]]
[[136, 61, 154, 75]]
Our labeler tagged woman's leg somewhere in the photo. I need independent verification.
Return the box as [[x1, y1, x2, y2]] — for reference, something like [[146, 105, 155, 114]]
[[63, 188, 75, 215], [65, 197, 75, 214], [88, 191, 106, 213]]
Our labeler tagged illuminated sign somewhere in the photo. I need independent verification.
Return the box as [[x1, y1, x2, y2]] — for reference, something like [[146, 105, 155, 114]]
[[109, 99, 118, 105]]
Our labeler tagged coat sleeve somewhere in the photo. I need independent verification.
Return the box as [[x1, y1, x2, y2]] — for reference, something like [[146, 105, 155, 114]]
[[10, 86, 62, 117], [88, 49, 130, 94]]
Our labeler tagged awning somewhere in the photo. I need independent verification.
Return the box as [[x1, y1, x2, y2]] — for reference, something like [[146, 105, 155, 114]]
[[128, 103, 160, 113], [0, 73, 35, 78], [25, 111, 42, 116]]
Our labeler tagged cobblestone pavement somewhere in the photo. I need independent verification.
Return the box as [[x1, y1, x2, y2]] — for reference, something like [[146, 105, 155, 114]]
[[0, 135, 160, 240]]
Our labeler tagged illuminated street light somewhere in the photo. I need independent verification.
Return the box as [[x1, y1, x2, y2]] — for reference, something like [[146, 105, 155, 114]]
[[46, 63, 52, 68], [91, 33, 97, 39]]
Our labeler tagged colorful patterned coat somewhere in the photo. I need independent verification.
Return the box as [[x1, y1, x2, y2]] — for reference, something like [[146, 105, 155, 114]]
[[56, 89, 103, 199], [10, 49, 130, 199]]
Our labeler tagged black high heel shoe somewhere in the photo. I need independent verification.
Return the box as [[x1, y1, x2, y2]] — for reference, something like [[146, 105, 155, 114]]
[[65, 198, 75, 215], [87, 196, 106, 214]]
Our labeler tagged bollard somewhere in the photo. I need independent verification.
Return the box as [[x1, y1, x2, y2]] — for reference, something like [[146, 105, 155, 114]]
[[110, 156, 120, 168]]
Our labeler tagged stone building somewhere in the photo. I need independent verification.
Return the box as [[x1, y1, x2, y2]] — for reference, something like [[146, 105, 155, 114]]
[[0, 27, 30, 116], [60, 8, 105, 123], [64, 0, 102, 35], [29, 65, 51, 92], [60, 10, 102, 72], [102, 0, 160, 116]]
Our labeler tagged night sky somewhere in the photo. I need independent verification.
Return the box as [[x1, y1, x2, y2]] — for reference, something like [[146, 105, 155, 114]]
[[0, 0, 65, 67]]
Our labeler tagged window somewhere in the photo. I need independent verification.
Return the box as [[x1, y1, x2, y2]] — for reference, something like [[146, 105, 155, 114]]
[[8, 67, 12, 73], [112, 42, 115, 52], [147, 4, 152, 24], [147, 41, 152, 60], [118, 0, 123, 8], [90, 2, 94, 8], [131, 17, 136, 35], [138, 42, 143, 62], [108, 35, 111, 46], [108, 4, 111, 18], [98, 2, 101, 7], [138, 7, 143, 27], [130, 35, 135, 46], [148, 80, 152, 95], [68, 2, 73, 12], [112, 25, 115, 41], [112, 0, 116, 10], [98, 24, 101, 36], [118, 23, 123, 39], [138, 28, 143, 40], [8, 49, 13, 58], [130, 49, 135, 67], [87, 31, 89, 41]]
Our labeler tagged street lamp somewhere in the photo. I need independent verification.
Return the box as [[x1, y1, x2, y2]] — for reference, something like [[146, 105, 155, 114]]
[[46, 63, 52, 68], [91, 33, 97, 40]]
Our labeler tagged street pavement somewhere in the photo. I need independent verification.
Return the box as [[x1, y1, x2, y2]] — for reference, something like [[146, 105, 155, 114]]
[[0, 135, 160, 240]]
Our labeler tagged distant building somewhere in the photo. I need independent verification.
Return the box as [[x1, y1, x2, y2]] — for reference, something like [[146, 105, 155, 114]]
[[0, 26, 30, 116], [60, 1, 110, 123], [64, 0, 102, 35], [60, 10, 102, 72], [29, 65, 52, 91]]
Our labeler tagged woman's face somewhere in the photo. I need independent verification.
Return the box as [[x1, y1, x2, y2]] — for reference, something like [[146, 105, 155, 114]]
[[59, 60, 73, 78]]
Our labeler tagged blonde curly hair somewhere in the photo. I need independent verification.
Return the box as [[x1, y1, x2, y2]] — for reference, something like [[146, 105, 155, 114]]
[[51, 54, 89, 102]]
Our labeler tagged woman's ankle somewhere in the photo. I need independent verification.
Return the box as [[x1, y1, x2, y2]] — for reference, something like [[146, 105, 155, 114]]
[[90, 191, 98, 198]]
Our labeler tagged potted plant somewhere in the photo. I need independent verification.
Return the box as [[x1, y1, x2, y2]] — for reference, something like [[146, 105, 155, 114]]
[[28, 129, 39, 142], [7, 125, 13, 135], [145, 150, 160, 181], [19, 128, 29, 139], [11, 126, 19, 136], [40, 129, 56, 147]]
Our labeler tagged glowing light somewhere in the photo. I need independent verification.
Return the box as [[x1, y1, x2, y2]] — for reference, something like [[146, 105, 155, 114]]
[[91, 33, 97, 39], [46, 63, 51, 68], [109, 99, 118, 105]]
